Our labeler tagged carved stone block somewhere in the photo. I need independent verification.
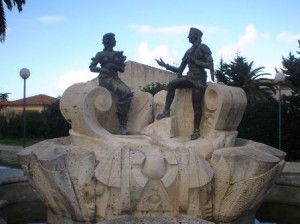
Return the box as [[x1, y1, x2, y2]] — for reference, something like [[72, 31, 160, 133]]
[[18, 64, 285, 224]]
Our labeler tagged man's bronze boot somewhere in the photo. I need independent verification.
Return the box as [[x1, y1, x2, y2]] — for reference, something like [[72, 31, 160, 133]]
[[190, 129, 200, 140]]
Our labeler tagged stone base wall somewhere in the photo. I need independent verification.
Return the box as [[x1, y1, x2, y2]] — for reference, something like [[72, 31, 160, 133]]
[[120, 60, 177, 92]]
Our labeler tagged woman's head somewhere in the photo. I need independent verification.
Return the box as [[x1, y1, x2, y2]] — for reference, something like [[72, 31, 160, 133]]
[[102, 33, 116, 49]]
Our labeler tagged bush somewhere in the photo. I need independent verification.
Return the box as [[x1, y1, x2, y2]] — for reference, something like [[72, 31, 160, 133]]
[[26, 111, 48, 138], [42, 99, 71, 138], [281, 93, 300, 160], [141, 82, 167, 96], [238, 98, 279, 148], [0, 113, 21, 138], [238, 95, 300, 161], [0, 99, 70, 140], [0, 111, 48, 139]]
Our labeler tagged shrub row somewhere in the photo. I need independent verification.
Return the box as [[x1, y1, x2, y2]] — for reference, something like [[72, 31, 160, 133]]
[[0, 100, 70, 139]]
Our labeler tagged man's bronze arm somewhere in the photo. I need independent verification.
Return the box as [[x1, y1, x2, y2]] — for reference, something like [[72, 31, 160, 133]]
[[155, 58, 179, 73]]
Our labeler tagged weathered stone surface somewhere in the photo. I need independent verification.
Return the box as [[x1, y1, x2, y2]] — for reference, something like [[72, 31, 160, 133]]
[[145, 83, 247, 144], [60, 82, 112, 138], [211, 140, 285, 223], [200, 83, 247, 138], [19, 137, 215, 222], [153, 117, 177, 138], [61, 79, 154, 136], [153, 90, 167, 118], [18, 138, 97, 222], [98, 215, 215, 224], [120, 61, 177, 92], [47, 213, 215, 224], [18, 63, 286, 224], [170, 89, 195, 137], [18, 134, 285, 223], [127, 91, 154, 134]]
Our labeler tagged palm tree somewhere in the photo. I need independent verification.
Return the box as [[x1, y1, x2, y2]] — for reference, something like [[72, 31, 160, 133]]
[[0, 0, 26, 42], [215, 54, 276, 105], [0, 92, 11, 100], [281, 42, 300, 91]]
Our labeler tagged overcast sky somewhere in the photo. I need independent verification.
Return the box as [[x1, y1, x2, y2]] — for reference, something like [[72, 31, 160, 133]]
[[1, 0, 299, 100]]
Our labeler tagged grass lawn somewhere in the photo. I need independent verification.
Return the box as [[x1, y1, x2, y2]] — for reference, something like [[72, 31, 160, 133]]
[[0, 138, 44, 168], [0, 137, 43, 147]]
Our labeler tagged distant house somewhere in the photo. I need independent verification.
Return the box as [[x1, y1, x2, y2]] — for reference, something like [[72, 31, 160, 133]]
[[0, 94, 57, 114], [264, 81, 292, 100], [273, 82, 292, 100]]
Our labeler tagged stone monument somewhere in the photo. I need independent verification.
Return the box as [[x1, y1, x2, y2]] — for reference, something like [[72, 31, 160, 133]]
[[18, 31, 285, 224]]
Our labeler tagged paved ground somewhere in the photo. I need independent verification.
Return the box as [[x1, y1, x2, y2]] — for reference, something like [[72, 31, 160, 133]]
[[0, 144, 22, 152], [283, 161, 300, 173], [0, 144, 24, 179], [0, 166, 24, 179]]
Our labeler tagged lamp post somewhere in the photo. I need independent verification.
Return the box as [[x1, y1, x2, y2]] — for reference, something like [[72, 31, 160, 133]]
[[19, 68, 30, 148], [274, 71, 285, 150]]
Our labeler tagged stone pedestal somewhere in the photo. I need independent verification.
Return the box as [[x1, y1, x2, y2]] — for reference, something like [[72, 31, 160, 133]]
[[18, 65, 285, 224]]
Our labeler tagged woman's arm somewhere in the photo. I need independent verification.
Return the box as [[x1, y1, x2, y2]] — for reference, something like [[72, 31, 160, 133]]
[[89, 53, 101, 73]]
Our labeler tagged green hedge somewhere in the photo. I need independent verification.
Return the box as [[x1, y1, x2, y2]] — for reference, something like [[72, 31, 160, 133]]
[[238, 96, 300, 161], [0, 99, 70, 140]]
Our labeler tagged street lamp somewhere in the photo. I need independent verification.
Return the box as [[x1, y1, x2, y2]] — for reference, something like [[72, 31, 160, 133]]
[[274, 71, 285, 150], [19, 68, 30, 148]]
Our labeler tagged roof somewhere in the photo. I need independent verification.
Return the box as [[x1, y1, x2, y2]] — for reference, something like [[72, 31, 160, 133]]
[[0, 94, 57, 106], [0, 100, 10, 106]]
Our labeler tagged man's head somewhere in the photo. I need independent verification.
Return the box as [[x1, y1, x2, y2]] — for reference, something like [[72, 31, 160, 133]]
[[188, 28, 203, 45], [102, 33, 116, 49]]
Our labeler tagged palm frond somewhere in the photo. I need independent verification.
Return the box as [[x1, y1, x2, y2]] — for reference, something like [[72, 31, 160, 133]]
[[4, 0, 12, 10], [0, 0, 6, 42], [0, 0, 26, 42], [13, 0, 25, 12]]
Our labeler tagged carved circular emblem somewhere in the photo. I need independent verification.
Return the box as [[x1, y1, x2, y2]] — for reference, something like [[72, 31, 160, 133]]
[[205, 89, 218, 111], [94, 87, 113, 112]]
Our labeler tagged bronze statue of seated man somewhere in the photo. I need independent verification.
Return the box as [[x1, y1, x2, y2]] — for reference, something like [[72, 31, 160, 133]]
[[156, 27, 214, 140]]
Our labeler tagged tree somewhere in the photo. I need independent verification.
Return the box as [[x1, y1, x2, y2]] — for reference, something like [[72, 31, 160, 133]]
[[141, 82, 167, 96], [241, 43, 300, 161], [281, 92, 300, 160], [42, 99, 71, 138], [215, 54, 276, 105], [279, 44, 300, 160], [0, 0, 26, 42], [238, 97, 279, 149], [281, 52, 300, 91], [0, 92, 11, 100]]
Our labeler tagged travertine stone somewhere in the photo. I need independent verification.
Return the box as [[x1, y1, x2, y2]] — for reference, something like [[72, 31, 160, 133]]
[[235, 138, 286, 160], [18, 62, 286, 224], [120, 61, 177, 92], [211, 140, 285, 223], [47, 212, 216, 224], [127, 91, 154, 134], [204, 130, 238, 150], [19, 137, 215, 222], [200, 83, 247, 138], [148, 83, 247, 142], [60, 82, 112, 138], [170, 89, 194, 137], [61, 79, 154, 135], [18, 138, 96, 222], [153, 117, 177, 138], [153, 90, 167, 117], [99, 215, 215, 224]]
